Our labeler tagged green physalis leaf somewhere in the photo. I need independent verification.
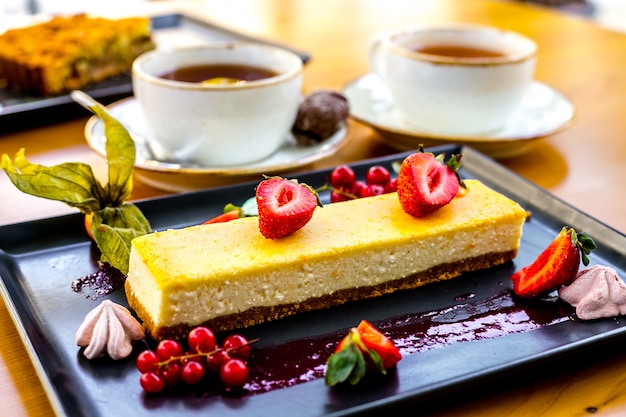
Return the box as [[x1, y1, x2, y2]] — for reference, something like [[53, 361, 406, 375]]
[[1, 149, 103, 213], [89, 205, 151, 275], [1, 91, 151, 274], [91, 105, 134, 206], [1, 105, 136, 210]]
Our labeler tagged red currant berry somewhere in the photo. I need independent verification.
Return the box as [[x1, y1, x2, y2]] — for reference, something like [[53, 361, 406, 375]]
[[330, 190, 350, 203], [352, 180, 368, 198], [156, 339, 183, 361], [366, 165, 390, 187], [330, 165, 356, 189], [206, 349, 231, 372], [365, 184, 385, 197], [136, 350, 160, 373], [223, 334, 251, 360], [385, 177, 398, 193], [181, 360, 205, 385], [220, 358, 249, 390], [188, 326, 216, 353], [160, 362, 181, 386], [140, 372, 165, 393]]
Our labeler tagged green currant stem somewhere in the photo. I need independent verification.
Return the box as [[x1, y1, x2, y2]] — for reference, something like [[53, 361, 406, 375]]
[[315, 183, 358, 200], [156, 338, 259, 367]]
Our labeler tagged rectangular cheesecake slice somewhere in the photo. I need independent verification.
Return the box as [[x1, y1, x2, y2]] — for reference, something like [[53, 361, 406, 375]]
[[0, 14, 155, 96], [126, 180, 528, 340]]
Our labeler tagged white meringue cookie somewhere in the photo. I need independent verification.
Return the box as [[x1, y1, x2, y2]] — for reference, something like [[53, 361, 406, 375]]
[[558, 265, 626, 320], [75, 299, 145, 360]]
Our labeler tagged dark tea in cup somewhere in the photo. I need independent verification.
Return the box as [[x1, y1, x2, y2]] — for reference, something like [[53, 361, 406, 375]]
[[413, 45, 506, 58], [159, 64, 278, 83]]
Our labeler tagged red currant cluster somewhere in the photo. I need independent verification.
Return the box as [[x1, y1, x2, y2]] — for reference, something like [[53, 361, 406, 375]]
[[136, 326, 255, 394], [329, 164, 397, 203]]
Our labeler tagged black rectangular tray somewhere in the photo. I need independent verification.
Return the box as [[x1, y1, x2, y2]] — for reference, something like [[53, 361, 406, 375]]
[[1, 145, 625, 417], [0, 13, 311, 133]]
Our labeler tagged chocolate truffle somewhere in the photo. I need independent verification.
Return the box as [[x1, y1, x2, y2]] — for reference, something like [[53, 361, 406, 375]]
[[292, 89, 349, 144]]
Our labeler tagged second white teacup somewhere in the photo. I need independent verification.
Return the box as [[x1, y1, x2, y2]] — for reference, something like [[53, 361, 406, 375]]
[[132, 43, 303, 166], [369, 24, 537, 136]]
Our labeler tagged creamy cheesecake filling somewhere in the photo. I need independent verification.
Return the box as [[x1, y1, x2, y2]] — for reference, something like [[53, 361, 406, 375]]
[[135, 225, 519, 322], [126, 180, 527, 339]]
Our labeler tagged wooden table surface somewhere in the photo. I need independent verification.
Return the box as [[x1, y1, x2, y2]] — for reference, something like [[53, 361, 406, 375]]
[[2, 0, 626, 416]]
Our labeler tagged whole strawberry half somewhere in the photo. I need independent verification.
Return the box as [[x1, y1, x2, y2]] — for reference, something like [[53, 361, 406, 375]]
[[353, 320, 402, 369], [511, 226, 597, 298], [325, 320, 401, 387], [397, 148, 464, 217], [256, 176, 321, 239]]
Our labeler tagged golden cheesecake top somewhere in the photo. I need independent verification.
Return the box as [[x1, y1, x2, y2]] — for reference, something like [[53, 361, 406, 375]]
[[130, 180, 526, 288]]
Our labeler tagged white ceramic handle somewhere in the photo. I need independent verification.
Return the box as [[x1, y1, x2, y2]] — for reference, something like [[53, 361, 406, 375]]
[[368, 31, 389, 81]]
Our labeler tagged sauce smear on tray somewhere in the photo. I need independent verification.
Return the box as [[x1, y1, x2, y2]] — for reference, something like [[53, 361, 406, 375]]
[[238, 291, 571, 395]]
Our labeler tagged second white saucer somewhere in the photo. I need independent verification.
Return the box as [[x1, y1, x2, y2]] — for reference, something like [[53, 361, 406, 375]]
[[343, 73, 576, 159]]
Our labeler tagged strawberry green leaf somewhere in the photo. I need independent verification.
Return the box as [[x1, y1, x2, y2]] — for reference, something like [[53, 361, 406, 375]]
[[325, 331, 372, 387], [348, 350, 367, 385], [446, 153, 463, 172], [325, 342, 360, 386], [1, 149, 103, 213], [223, 203, 241, 214], [576, 231, 597, 266], [365, 348, 387, 375]]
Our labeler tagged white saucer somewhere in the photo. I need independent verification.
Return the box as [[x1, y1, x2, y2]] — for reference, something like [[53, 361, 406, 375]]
[[343, 73, 576, 159], [84, 98, 349, 192]]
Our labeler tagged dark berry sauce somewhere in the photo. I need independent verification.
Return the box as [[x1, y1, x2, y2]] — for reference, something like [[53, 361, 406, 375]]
[[243, 291, 572, 395], [71, 263, 125, 299]]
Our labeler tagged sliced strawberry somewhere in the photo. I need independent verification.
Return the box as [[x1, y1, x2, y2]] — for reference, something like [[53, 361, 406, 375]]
[[356, 320, 401, 369], [511, 226, 597, 298], [256, 176, 321, 239], [202, 204, 243, 224], [397, 147, 464, 217], [326, 320, 401, 386]]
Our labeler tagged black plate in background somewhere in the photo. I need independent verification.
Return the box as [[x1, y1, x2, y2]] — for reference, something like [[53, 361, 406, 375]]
[[0, 146, 625, 417], [0, 13, 311, 133]]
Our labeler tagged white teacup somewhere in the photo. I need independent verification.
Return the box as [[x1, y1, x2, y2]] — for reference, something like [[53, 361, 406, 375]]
[[132, 43, 303, 166], [368, 24, 537, 136]]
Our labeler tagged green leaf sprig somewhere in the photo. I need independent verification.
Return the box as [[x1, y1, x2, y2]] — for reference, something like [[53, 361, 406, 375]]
[[325, 328, 386, 386], [1, 98, 150, 275]]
